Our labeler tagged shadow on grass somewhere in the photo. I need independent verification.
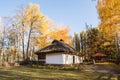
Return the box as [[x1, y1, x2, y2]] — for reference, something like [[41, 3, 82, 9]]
[[95, 73, 110, 80], [0, 66, 81, 80], [95, 73, 120, 80], [3, 65, 120, 80], [0, 72, 79, 80], [0, 71, 69, 80]]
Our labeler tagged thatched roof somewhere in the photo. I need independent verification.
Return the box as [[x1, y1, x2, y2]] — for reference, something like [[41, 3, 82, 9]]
[[35, 40, 78, 55]]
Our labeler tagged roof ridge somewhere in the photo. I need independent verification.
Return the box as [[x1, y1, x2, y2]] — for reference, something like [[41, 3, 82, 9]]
[[35, 40, 78, 55]]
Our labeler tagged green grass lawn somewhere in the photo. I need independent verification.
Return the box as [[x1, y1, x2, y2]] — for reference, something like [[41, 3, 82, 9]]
[[0, 66, 99, 80], [0, 63, 119, 80]]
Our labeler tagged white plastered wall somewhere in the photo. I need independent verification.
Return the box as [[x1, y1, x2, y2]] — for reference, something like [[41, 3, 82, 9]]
[[63, 54, 73, 64], [46, 53, 63, 64], [46, 53, 83, 64]]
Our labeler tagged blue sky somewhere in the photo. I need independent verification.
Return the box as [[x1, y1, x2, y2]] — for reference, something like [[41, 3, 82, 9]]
[[0, 0, 99, 36]]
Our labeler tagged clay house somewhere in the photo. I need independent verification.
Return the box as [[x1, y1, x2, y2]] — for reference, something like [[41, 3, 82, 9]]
[[35, 40, 83, 65]]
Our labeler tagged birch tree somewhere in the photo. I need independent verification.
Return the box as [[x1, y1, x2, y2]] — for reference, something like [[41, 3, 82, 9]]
[[14, 3, 44, 60]]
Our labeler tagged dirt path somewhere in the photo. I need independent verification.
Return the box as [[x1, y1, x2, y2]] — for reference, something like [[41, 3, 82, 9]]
[[83, 63, 120, 80], [83, 63, 120, 74]]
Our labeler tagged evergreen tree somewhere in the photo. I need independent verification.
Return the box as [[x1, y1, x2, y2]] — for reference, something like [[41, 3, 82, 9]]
[[80, 31, 86, 56], [74, 32, 80, 52]]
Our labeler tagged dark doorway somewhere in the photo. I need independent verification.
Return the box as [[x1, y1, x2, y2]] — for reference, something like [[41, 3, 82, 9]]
[[38, 53, 46, 64], [73, 56, 75, 64]]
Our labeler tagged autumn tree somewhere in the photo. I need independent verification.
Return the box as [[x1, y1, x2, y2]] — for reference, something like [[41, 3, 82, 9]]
[[24, 3, 44, 60], [97, 0, 120, 35], [36, 26, 73, 48], [115, 33, 120, 64], [0, 24, 8, 62], [6, 27, 19, 62], [73, 30, 88, 57], [14, 3, 44, 60], [87, 27, 100, 58], [35, 16, 73, 48], [97, 0, 120, 50], [0, 3, 74, 62], [80, 31, 87, 56], [49, 26, 72, 44], [35, 17, 53, 48], [97, 0, 120, 62], [13, 6, 27, 60], [0, 18, 4, 62], [79, 32, 84, 54]]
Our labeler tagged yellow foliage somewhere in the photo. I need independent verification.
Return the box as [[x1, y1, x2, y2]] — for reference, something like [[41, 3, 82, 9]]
[[49, 26, 73, 45], [15, 3, 73, 48], [24, 3, 43, 22], [97, 0, 120, 35], [35, 35, 50, 48], [35, 17, 73, 48], [103, 42, 111, 47]]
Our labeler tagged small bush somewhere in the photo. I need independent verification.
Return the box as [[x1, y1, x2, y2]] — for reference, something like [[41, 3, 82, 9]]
[[83, 59, 93, 65], [29, 64, 82, 71], [59, 65, 82, 71]]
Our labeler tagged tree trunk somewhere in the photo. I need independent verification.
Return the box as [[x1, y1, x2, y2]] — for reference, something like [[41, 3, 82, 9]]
[[2, 26, 5, 63], [115, 33, 120, 64], [26, 22, 33, 60], [22, 23, 25, 60]]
